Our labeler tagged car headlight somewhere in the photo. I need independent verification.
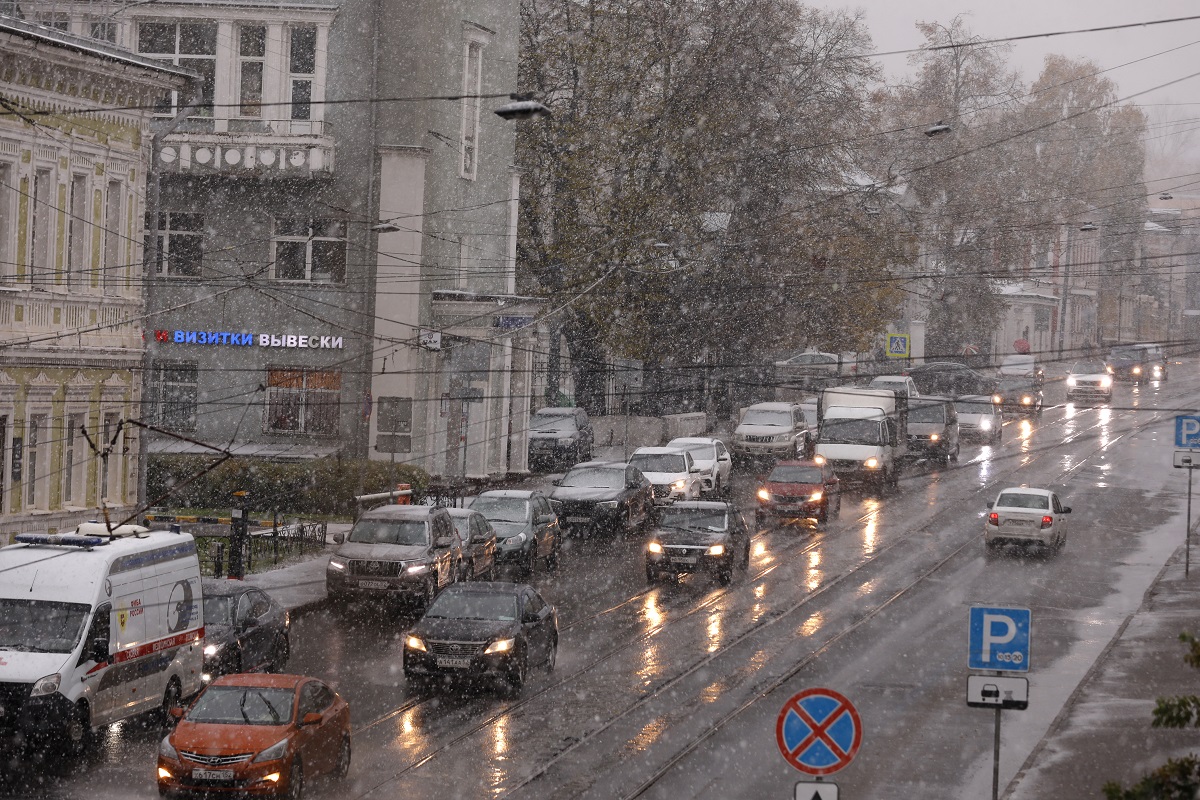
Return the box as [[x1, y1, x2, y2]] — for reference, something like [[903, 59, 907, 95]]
[[671, 480, 686, 491], [979, 418, 992, 430], [929, 433, 939, 442], [733, 433, 746, 442], [810, 491, 823, 502], [557, 437, 574, 445], [992, 394, 1003, 404], [813, 454, 826, 465], [596, 501, 619, 510], [864, 457, 879, 469], [756, 488, 770, 501], [1100, 376, 1113, 388], [252, 737, 290, 764], [484, 638, 515, 654], [707, 544, 725, 556], [1066, 376, 1077, 387], [203, 643, 221, 657], [406, 562, 429, 573], [1133, 366, 1142, 374], [507, 532, 529, 543], [647, 542, 663, 554], [773, 433, 791, 442], [159, 736, 178, 760], [1153, 365, 1162, 375], [1106, 365, 1114, 374], [1021, 396, 1032, 405], [30, 673, 60, 698], [405, 635, 426, 652], [328, 557, 346, 571]]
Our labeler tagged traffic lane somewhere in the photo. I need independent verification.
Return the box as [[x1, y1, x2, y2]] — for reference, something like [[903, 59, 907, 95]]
[[628, 393, 1186, 799]]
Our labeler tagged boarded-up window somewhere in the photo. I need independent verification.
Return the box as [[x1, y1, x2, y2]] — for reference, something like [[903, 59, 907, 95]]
[[265, 368, 341, 435]]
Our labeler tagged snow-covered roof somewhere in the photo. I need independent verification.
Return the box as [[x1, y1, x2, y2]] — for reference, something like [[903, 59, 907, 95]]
[[1144, 221, 1172, 232], [997, 282, 1058, 302], [0, 15, 196, 79]]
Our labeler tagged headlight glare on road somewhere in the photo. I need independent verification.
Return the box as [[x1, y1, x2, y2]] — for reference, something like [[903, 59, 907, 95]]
[[810, 491, 823, 502], [405, 635, 426, 652], [647, 542, 663, 553], [756, 488, 770, 501], [864, 457, 879, 469], [484, 638, 515, 654], [707, 544, 725, 556]]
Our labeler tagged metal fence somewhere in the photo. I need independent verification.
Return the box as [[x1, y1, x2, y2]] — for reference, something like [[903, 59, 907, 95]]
[[193, 521, 328, 577]]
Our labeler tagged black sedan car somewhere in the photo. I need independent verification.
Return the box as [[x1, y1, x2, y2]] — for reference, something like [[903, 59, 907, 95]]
[[992, 378, 1043, 417], [645, 501, 751, 586], [403, 582, 558, 696], [549, 461, 654, 537], [447, 508, 499, 581], [904, 362, 995, 397], [200, 580, 290, 682]]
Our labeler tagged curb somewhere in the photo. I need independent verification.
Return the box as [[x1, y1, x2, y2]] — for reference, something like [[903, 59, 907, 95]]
[[1000, 543, 1186, 798]]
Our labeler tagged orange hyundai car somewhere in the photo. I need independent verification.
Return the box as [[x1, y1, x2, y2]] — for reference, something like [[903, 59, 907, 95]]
[[157, 674, 350, 798]]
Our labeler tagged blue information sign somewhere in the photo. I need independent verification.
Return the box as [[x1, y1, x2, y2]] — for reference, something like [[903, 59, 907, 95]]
[[886, 334, 910, 358], [1176, 416, 1200, 448], [968, 606, 1031, 672]]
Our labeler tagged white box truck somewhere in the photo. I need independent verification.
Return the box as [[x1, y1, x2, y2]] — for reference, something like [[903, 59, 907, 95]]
[[815, 387, 909, 489], [0, 523, 203, 755]]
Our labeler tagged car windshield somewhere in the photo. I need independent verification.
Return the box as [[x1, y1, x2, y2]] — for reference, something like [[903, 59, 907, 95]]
[[451, 516, 471, 537], [742, 409, 791, 426], [1001, 356, 1034, 370], [955, 402, 993, 415], [996, 492, 1049, 510], [629, 453, 687, 473], [997, 379, 1036, 392], [531, 414, 577, 433], [1070, 361, 1108, 374], [187, 685, 295, 726], [656, 507, 728, 530], [909, 404, 946, 424], [819, 418, 883, 446], [561, 467, 625, 489], [670, 441, 714, 461], [0, 599, 90, 654], [347, 519, 429, 546], [425, 591, 518, 621], [203, 596, 234, 626], [1110, 346, 1143, 360], [468, 496, 530, 523], [768, 465, 823, 483]]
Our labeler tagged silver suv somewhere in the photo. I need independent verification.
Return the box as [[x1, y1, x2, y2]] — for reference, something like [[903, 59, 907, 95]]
[[326, 506, 462, 608], [732, 402, 813, 463]]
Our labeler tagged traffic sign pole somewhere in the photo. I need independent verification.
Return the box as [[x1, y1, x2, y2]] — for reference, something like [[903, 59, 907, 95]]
[[992, 706, 1002, 800], [1188, 466, 1192, 578]]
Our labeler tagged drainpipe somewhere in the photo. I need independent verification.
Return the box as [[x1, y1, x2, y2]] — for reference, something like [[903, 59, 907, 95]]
[[134, 81, 206, 513]]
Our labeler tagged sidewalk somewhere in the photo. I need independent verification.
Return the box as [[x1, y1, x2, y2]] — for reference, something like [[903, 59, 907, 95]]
[[1005, 545, 1200, 797], [238, 522, 350, 616]]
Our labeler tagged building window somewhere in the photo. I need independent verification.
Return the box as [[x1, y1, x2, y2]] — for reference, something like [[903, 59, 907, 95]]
[[68, 174, 87, 288], [89, 20, 117, 43], [156, 212, 203, 277], [30, 168, 53, 286], [375, 397, 412, 454], [1034, 306, 1051, 332], [148, 362, 198, 431], [25, 413, 47, 510], [35, 13, 70, 30], [0, 415, 7, 512], [0, 162, 11, 282], [63, 413, 85, 506], [137, 22, 217, 116], [265, 368, 341, 436], [103, 181, 122, 293], [238, 25, 266, 117], [272, 218, 346, 283], [460, 40, 483, 179], [289, 26, 316, 121]]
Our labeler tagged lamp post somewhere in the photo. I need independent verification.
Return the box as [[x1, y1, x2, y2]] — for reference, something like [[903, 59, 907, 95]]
[[1056, 224, 1077, 362]]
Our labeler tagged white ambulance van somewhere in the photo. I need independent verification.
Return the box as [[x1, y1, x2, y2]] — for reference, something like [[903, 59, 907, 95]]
[[0, 523, 203, 754]]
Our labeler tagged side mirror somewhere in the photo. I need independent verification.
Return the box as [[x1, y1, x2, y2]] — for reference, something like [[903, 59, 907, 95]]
[[473, 534, 492, 543], [552, 479, 562, 487], [522, 611, 540, 624], [435, 536, 452, 549], [986, 502, 994, 509], [1062, 507, 1072, 514], [689, 466, 700, 473], [718, 454, 730, 462], [537, 514, 554, 524], [300, 712, 323, 727], [90, 638, 108, 663], [333, 533, 345, 545], [169, 706, 185, 720]]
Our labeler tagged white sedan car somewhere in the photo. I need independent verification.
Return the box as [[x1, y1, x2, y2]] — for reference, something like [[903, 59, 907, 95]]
[[1065, 359, 1114, 403], [984, 487, 1072, 553], [666, 437, 733, 496]]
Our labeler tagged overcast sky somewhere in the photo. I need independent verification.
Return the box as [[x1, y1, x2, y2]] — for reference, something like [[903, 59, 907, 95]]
[[818, 1, 1200, 106]]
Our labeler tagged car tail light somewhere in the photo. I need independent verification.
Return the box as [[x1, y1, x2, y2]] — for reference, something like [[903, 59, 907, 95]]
[[1040, 515, 1053, 529], [988, 512, 998, 525]]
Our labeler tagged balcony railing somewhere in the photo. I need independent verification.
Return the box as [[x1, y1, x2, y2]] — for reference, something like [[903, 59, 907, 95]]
[[158, 118, 334, 177], [0, 290, 142, 352]]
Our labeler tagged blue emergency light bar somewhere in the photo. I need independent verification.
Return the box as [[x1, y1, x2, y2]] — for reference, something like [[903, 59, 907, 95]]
[[15, 533, 109, 548]]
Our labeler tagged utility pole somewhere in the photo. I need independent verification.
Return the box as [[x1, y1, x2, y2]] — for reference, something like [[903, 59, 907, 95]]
[[1056, 224, 1076, 362], [229, 490, 249, 579]]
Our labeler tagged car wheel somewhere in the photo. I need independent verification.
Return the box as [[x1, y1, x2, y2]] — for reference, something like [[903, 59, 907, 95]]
[[545, 635, 558, 672], [817, 505, 828, 525], [950, 443, 960, 463], [506, 653, 528, 698], [623, 506, 636, 536], [525, 547, 537, 578], [717, 563, 734, 586], [272, 634, 290, 673], [833, 494, 842, 517], [423, 579, 437, 607], [487, 560, 499, 581], [712, 476, 722, 497], [286, 759, 303, 800], [992, 429, 1002, 445], [62, 701, 95, 758], [546, 534, 561, 570], [742, 541, 751, 570], [335, 735, 351, 779], [159, 678, 182, 727], [755, 509, 766, 528], [646, 565, 659, 584]]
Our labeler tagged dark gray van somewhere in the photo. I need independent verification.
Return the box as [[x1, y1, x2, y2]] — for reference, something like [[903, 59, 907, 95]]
[[906, 396, 960, 464]]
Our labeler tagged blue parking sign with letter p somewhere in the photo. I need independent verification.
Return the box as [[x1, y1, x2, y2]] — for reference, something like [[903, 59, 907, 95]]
[[1176, 416, 1200, 448], [968, 606, 1031, 672]]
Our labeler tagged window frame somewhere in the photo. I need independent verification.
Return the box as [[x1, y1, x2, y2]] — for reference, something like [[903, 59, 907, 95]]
[[264, 367, 342, 437], [459, 38, 484, 179], [270, 218, 347, 283], [136, 21, 219, 119], [156, 212, 204, 278], [237, 25, 267, 118], [148, 361, 199, 432]]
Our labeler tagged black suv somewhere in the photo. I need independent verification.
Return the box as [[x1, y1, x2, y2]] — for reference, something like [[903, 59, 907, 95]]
[[528, 407, 594, 469], [1109, 344, 1168, 382], [549, 461, 653, 536], [992, 378, 1043, 417], [644, 501, 751, 585]]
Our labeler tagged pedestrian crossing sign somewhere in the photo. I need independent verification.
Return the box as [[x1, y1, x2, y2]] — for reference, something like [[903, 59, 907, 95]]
[[886, 334, 910, 358]]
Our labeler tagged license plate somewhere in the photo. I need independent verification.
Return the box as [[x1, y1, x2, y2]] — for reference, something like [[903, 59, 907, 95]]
[[192, 769, 234, 781], [357, 579, 388, 589], [1003, 519, 1030, 527], [565, 516, 591, 524], [671, 556, 698, 565], [436, 657, 472, 669]]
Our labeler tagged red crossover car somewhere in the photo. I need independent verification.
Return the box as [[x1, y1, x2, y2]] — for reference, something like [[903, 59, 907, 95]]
[[755, 460, 841, 526], [157, 673, 351, 798]]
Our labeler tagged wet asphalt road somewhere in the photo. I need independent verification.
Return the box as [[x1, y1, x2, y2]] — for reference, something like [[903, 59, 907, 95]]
[[4, 372, 1196, 799]]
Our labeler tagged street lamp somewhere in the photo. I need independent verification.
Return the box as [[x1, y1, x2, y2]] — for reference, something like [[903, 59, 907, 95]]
[[924, 121, 951, 137], [494, 93, 550, 121]]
